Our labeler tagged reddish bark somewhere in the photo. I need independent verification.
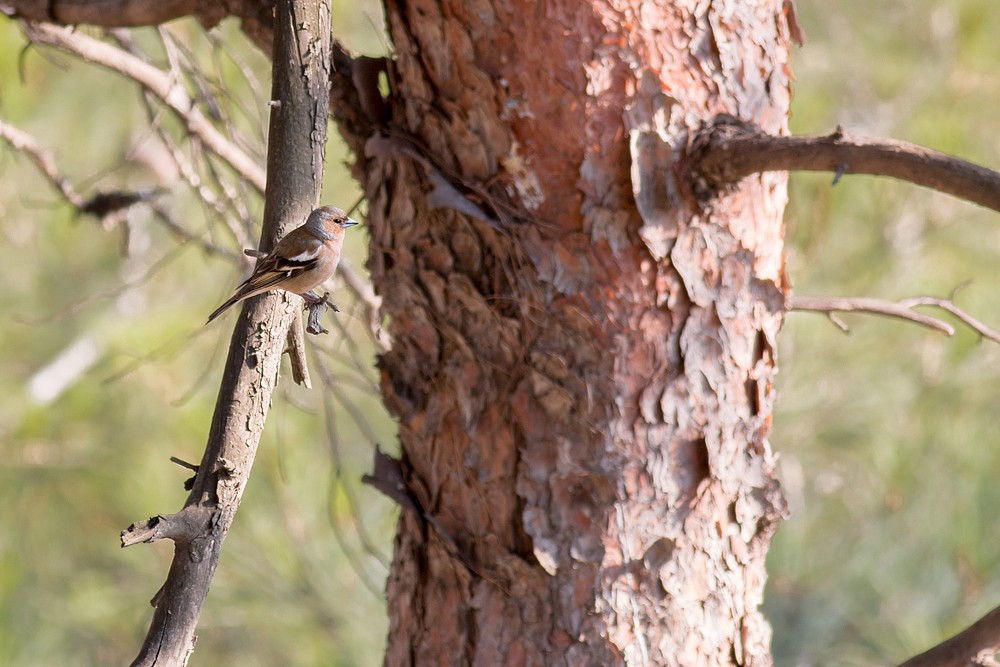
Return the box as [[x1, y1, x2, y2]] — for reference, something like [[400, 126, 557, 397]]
[[363, 0, 794, 664]]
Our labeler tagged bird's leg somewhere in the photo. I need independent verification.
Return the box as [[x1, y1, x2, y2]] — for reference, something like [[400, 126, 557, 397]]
[[302, 290, 340, 311], [303, 291, 339, 335]]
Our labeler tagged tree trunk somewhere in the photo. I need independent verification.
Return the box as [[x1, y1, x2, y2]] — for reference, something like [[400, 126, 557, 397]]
[[362, 0, 794, 664]]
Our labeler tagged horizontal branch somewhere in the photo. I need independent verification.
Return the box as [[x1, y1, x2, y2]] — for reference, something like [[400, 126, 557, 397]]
[[789, 294, 1000, 343], [1, 0, 203, 26], [898, 603, 1000, 667], [693, 118, 1000, 213], [120, 506, 214, 548]]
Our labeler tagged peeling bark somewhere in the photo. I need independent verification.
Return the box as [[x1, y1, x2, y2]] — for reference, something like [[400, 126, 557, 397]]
[[365, 0, 794, 664]]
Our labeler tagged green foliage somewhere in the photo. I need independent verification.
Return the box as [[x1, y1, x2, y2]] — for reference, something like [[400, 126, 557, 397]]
[[768, 1, 1000, 664]]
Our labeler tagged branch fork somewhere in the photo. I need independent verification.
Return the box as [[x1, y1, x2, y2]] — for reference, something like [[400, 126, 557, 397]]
[[789, 291, 1000, 344]]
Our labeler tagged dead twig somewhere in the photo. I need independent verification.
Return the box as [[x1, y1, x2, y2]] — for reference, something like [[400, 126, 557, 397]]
[[788, 293, 1000, 343], [120, 506, 214, 548], [1, 114, 236, 260], [285, 309, 312, 388], [21, 21, 266, 193], [0, 117, 83, 207]]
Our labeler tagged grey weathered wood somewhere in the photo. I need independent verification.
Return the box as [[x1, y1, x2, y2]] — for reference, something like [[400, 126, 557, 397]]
[[124, 1, 331, 664]]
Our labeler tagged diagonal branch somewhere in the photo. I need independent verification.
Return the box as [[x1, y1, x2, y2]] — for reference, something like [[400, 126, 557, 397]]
[[0, 116, 236, 258], [123, 0, 333, 664], [898, 603, 1000, 667], [0, 117, 84, 207], [692, 118, 1000, 213], [789, 294, 1000, 343], [20, 21, 266, 193], [11, 11, 379, 323]]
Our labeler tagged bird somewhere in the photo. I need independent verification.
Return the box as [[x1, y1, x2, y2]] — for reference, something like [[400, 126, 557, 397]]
[[206, 205, 358, 323]]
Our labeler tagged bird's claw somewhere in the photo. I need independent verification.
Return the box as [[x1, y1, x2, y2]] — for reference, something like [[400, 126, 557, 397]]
[[304, 291, 338, 335]]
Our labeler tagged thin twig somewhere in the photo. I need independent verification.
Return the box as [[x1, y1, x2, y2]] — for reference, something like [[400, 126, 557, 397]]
[[109, 28, 256, 255], [0, 117, 84, 207], [0, 115, 239, 260], [901, 296, 1000, 344], [168, 457, 199, 472], [21, 21, 266, 192], [314, 355, 391, 569], [338, 257, 389, 352], [147, 202, 238, 260], [788, 294, 1000, 343]]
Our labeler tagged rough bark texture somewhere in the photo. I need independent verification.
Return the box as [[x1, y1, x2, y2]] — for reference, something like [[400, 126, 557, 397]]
[[362, 0, 794, 664]]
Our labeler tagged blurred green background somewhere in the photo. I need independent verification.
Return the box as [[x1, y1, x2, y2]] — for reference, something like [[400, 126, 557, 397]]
[[769, 2, 1000, 665], [1, 1, 998, 665]]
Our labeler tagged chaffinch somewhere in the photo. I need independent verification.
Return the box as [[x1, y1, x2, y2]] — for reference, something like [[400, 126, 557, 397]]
[[207, 205, 358, 323]]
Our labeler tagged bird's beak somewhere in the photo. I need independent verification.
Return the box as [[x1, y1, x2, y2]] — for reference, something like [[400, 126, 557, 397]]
[[344, 217, 359, 228]]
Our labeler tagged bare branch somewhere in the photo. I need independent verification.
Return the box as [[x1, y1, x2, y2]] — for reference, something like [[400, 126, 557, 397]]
[[146, 202, 238, 260], [789, 296, 955, 336], [1, 114, 239, 260], [692, 118, 1000, 213], [113, 29, 256, 254], [0, 117, 84, 207], [286, 310, 312, 388], [898, 604, 1000, 667], [124, 0, 333, 663], [20, 21, 266, 193], [1, 0, 207, 27], [338, 258, 385, 346], [4, 0, 375, 163], [120, 507, 214, 548], [168, 456, 198, 472], [789, 294, 1000, 343]]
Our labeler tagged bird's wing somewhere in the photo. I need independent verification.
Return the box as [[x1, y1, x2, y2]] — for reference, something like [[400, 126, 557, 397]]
[[240, 240, 323, 293]]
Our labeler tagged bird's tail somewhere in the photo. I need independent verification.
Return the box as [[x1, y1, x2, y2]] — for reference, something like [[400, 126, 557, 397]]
[[206, 292, 247, 324]]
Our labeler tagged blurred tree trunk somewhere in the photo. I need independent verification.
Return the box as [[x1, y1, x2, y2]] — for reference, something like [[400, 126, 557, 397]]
[[358, 0, 795, 664]]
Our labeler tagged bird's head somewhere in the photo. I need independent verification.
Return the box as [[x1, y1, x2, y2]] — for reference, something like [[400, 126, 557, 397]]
[[305, 205, 359, 240]]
